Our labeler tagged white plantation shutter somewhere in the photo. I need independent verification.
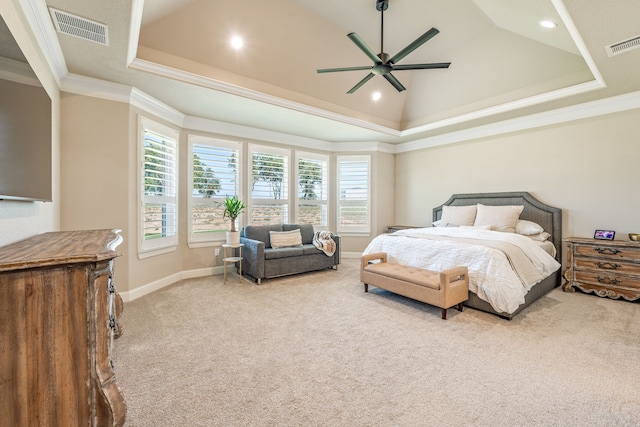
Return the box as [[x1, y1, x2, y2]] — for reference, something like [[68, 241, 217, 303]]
[[250, 145, 290, 224], [189, 136, 241, 243], [140, 117, 179, 253], [296, 152, 328, 228], [337, 155, 370, 234]]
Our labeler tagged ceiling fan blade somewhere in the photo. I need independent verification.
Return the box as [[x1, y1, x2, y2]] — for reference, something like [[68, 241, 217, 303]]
[[389, 27, 440, 65], [383, 73, 406, 92], [347, 73, 375, 94], [347, 32, 382, 64], [392, 62, 451, 70], [317, 66, 373, 73]]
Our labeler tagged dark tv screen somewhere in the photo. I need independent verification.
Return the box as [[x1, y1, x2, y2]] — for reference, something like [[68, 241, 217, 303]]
[[0, 77, 52, 202]]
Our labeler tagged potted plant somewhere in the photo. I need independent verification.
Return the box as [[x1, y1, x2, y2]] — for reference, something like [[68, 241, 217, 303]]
[[221, 195, 245, 244]]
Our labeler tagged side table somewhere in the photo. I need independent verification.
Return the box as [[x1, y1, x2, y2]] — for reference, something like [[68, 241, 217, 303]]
[[222, 243, 243, 283]]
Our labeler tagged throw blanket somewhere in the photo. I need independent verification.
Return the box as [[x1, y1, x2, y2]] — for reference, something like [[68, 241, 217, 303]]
[[313, 231, 336, 256]]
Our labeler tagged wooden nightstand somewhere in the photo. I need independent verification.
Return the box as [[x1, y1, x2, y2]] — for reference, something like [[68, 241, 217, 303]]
[[563, 237, 640, 301]]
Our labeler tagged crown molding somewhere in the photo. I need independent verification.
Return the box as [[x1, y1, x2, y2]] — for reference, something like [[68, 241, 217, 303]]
[[183, 116, 391, 152], [0, 57, 40, 86], [18, 0, 67, 86], [61, 73, 132, 102], [400, 80, 604, 138], [396, 90, 640, 153], [58, 70, 640, 156], [130, 88, 185, 127], [129, 57, 400, 138]]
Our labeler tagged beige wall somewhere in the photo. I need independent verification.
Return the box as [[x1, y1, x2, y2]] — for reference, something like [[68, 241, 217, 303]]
[[340, 150, 395, 253], [56, 96, 392, 295], [395, 109, 640, 241]]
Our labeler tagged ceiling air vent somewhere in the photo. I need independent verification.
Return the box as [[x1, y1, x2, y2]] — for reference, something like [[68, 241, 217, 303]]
[[605, 34, 640, 57], [49, 8, 109, 46]]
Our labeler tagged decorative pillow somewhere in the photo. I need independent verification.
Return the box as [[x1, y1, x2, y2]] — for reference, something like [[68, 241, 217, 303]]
[[440, 205, 477, 227], [473, 204, 524, 233], [528, 231, 551, 242], [269, 229, 302, 248], [516, 220, 544, 236]]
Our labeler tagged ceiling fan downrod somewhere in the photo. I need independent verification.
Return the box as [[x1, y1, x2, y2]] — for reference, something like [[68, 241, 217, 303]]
[[379, 1, 385, 58]]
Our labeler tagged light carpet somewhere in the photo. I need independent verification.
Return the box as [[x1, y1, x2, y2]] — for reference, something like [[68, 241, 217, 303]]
[[113, 259, 640, 426]]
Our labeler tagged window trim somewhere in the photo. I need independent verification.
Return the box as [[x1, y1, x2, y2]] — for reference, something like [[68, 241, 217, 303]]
[[138, 116, 180, 256], [187, 135, 242, 246], [294, 151, 330, 230], [248, 144, 291, 224], [336, 154, 371, 235]]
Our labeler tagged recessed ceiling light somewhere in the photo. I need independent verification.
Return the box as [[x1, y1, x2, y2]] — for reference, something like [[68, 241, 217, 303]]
[[230, 35, 244, 49], [372, 91, 381, 101], [539, 20, 557, 29]]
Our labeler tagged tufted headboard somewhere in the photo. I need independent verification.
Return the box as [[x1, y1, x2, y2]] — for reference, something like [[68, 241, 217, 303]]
[[433, 192, 562, 262]]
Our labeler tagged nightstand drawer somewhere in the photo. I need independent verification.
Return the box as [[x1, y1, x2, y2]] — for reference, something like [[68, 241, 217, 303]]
[[574, 244, 640, 261], [574, 271, 640, 290], [575, 258, 640, 275]]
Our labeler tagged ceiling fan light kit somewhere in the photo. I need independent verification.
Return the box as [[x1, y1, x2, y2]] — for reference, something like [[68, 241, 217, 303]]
[[317, 0, 451, 94]]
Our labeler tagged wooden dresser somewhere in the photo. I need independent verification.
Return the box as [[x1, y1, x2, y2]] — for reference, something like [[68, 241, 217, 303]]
[[0, 229, 126, 426], [563, 237, 640, 301]]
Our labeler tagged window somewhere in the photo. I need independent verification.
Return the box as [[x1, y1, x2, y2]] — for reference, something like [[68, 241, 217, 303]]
[[337, 155, 370, 234], [188, 136, 241, 244], [249, 145, 290, 224], [139, 117, 179, 254], [295, 151, 328, 228]]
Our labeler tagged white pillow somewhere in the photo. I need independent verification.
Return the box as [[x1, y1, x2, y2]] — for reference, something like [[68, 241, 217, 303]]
[[440, 205, 477, 227], [516, 220, 544, 236], [473, 204, 524, 233], [269, 229, 302, 248], [528, 231, 551, 242]]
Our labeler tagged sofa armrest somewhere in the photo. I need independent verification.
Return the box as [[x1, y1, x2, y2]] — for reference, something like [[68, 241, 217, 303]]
[[240, 237, 265, 281], [333, 234, 341, 265]]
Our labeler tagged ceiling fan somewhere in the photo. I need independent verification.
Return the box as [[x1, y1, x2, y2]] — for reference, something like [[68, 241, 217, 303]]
[[317, 0, 451, 94]]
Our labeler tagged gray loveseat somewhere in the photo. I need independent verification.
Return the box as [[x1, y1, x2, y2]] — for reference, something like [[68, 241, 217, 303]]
[[240, 224, 340, 284]]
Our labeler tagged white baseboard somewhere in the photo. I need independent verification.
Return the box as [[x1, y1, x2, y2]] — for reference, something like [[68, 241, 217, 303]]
[[119, 265, 225, 302], [119, 255, 362, 302]]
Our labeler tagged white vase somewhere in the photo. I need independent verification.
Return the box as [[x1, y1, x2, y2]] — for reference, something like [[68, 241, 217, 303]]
[[226, 231, 240, 244]]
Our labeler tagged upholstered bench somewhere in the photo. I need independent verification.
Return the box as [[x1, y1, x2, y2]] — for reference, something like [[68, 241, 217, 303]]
[[360, 252, 469, 319]]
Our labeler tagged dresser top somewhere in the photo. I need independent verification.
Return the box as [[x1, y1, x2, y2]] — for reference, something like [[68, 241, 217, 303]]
[[0, 229, 122, 272], [564, 236, 640, 248]]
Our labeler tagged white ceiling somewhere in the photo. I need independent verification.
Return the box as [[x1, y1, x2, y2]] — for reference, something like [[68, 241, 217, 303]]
[[3, 0, 640, 145]]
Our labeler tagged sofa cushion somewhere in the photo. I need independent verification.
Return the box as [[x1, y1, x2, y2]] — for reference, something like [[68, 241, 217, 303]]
[[264, 246, 305, 260], [242, 224, 283, 248], [270, 229, 302, 248], [302, 244, 322, 255], [283, 224, 314, 244]]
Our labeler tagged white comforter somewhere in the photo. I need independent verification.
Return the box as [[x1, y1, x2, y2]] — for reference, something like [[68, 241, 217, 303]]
[[362, 227, 561, 314]]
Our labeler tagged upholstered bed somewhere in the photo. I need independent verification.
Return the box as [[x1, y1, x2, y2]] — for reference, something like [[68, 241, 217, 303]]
[[364, 192, 562, 319]]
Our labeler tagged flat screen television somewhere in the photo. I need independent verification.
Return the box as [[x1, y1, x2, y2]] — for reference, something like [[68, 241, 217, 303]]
[[0, 77, 52, 202]]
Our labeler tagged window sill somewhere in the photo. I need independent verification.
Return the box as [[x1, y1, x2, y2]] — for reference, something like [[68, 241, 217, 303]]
[[138, 245, 177, 259]]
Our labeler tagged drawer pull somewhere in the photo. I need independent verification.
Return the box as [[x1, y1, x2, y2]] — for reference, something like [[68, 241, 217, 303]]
[[595, 248, 621, 255], [595, 262, 621, 270], [596, 276, 620, 285]]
